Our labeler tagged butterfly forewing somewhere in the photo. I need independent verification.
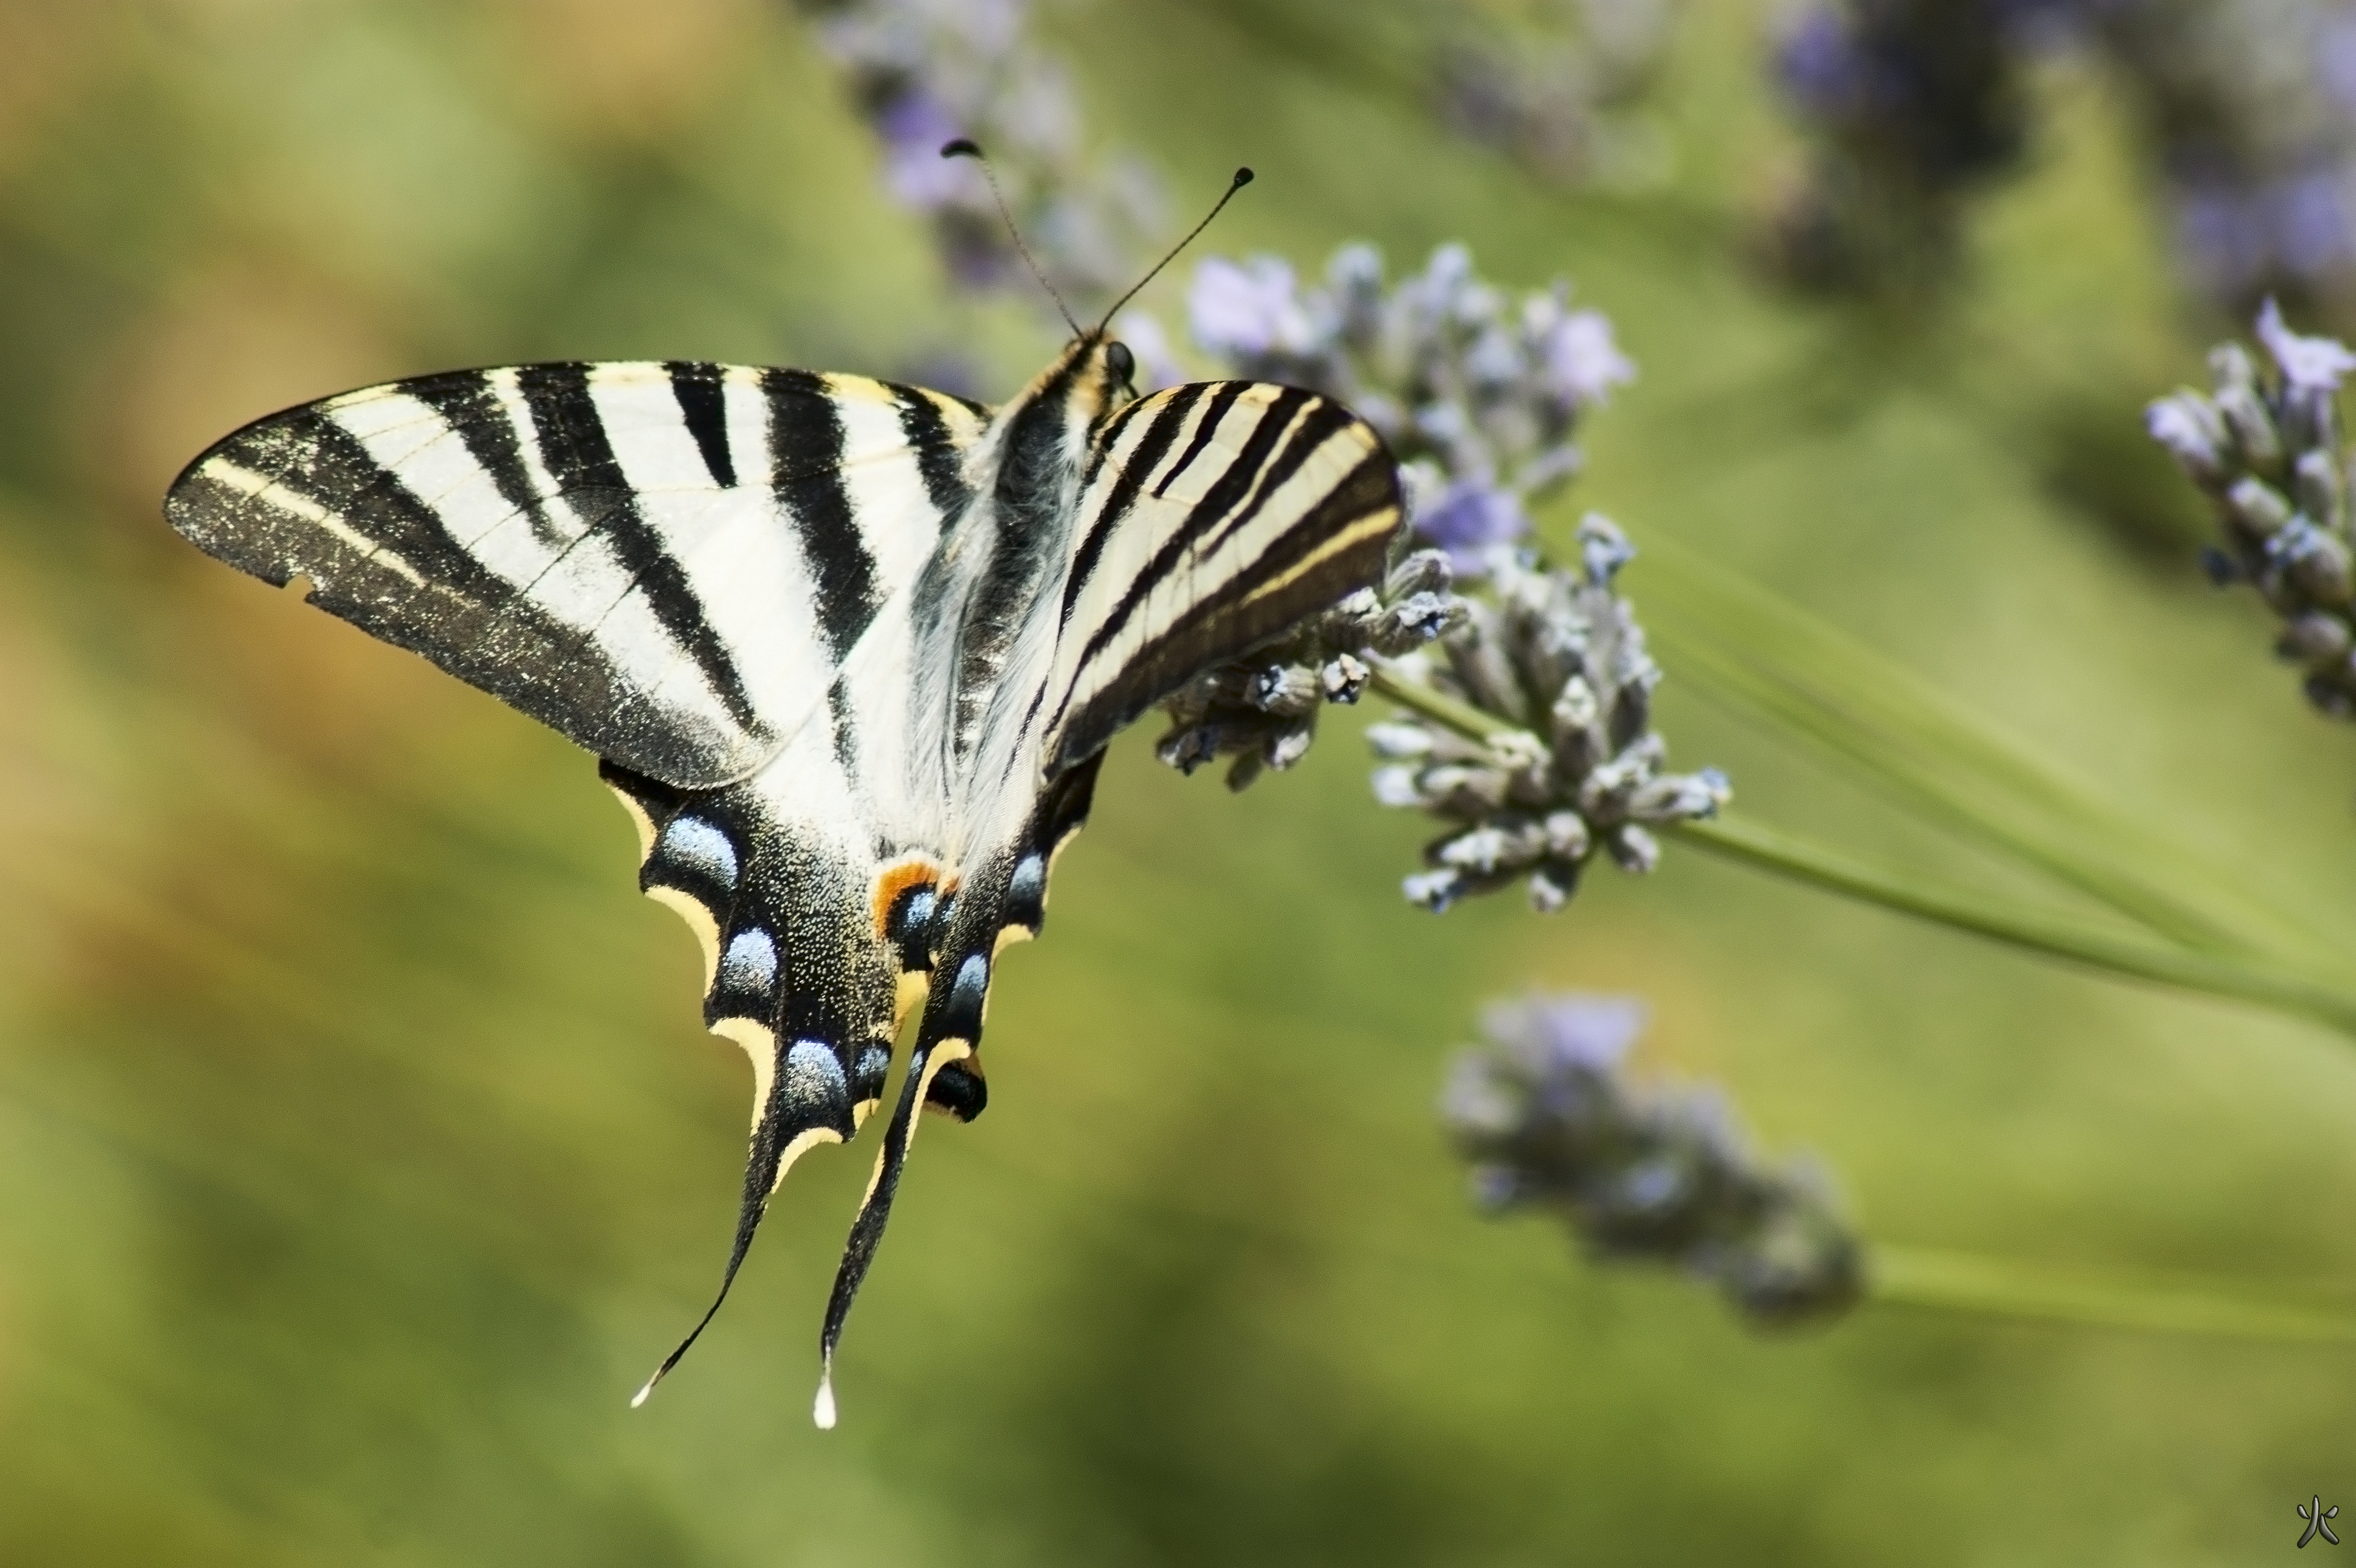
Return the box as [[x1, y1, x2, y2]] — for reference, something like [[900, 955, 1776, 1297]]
[[165, 362, 985, 790]]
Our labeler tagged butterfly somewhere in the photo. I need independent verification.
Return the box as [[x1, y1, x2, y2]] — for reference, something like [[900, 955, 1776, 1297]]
[[163, 320, 1402, 1423]]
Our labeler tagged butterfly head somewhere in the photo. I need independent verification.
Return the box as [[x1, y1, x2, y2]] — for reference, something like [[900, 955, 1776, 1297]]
[[1020, 332, 1144, 430], [1076, 332, 1137, 399]]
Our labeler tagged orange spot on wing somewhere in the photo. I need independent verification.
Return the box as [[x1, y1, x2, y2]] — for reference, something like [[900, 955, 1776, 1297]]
[[871, 856, 946, 938]]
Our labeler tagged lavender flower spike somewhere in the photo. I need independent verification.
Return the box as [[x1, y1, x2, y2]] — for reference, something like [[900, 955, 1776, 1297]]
[[1442, 993, 1862, 1324], [809, 0, 1165, 302], [1169, 240, 1724, 911], [1371, 515, 1731, 914], [2146, 301, 2356, 722], [1183, 242, 1635, 572]]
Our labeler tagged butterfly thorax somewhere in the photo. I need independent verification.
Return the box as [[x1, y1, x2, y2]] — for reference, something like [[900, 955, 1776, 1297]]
[[918, 338, 1134, 859]]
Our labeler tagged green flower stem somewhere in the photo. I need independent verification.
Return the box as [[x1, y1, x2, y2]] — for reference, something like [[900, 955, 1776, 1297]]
[[1368, 663, 1525, 744], [1644, 608, 2253, 955], [1871, 1246, 2356, 1344], [1366, 667, 2356, 1034], [1665, 816, 2356, 1034], [1625, 528, 2315, 961]]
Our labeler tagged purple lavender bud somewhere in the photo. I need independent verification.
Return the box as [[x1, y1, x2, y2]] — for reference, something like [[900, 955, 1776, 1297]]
[[1246, 664, 1316, 714], [2280, 612, 2353, 667], [1776, 6, 1860, 116], [1416, 477, 1530, 563], [2296, 448, 2343, 525], [2227, 476, 2294, 536], [1366, 722, 1435, 760], [1403, 869, 1465, 911], [2145, 392, 2229, 481], [1576, 512, 1637, 586], [1633, 768, 1731, 821], [1502, 992, 1646, 1073], [1188, 256, 1310, 359], [2215, 384, 2284, 468], [877, 93, 980, 211], [2270, 518, 2355, 602], [1264, 724, 1313, 772], [1537, 307, 1638, 409], [1604, 823, 1661, 873], [1155, 723, 1223, 775], [2256, 298, 2356, 393], [1377, 591, 1464, 651], [1526, 863, 1577, 912], [1321, 653, 1371, 704], [2306, 674, 2356, 716], [1385, 547, 1455, 600]]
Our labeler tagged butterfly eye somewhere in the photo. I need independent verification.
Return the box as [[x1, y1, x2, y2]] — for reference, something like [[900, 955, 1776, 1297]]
[[1105, 340, 1135, 384]]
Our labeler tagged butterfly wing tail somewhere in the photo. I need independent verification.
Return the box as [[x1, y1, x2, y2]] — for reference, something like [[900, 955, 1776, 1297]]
[[810, 750, 1105, 1425], [604, 760, 901, 1404]]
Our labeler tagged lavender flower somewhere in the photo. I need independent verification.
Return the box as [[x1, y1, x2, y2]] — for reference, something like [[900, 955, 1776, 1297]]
[[1770, 0, 2356, 310], [2088, 0, 2356, 315], [1187, 257, 1318, 360], [1416, 478, 1529, 560], [802, 0, 1164, 302], [1160, 242, 1719, 912], [1442, 994, 1862, 1323], [2257, 295, 2356, 390], [1182, 242, 1633, 572], [1768, 0, 2062, 291], [1431, 0, 1682, 189], [2146, 300, 2356, 718], [1372, 517, 1729, 913]]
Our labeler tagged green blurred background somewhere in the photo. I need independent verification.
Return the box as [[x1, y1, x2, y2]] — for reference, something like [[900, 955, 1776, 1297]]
[[5, 1, 2356, 1562]]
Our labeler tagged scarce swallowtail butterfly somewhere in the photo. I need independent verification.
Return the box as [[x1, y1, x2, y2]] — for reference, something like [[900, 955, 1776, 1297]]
[[162, 166, 1403, 1427]]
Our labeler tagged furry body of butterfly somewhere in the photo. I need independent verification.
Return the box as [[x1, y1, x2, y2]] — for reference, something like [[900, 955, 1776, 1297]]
[[165, 332, 1403, 1423]]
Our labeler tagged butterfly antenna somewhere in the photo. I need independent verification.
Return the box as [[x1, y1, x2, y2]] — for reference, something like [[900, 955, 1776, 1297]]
[[941, 139, 1082, 337], [1095, 166, 1254, 337]]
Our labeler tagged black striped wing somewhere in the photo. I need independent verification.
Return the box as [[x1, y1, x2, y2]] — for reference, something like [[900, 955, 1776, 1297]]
[[1038, 380, 1402, 775], [165, 362, 987, 791]]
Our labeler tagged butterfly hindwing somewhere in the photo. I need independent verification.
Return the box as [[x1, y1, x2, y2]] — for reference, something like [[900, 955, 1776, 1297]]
[[166, 362, 986, 790], [604, 725, 915, 1400]]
